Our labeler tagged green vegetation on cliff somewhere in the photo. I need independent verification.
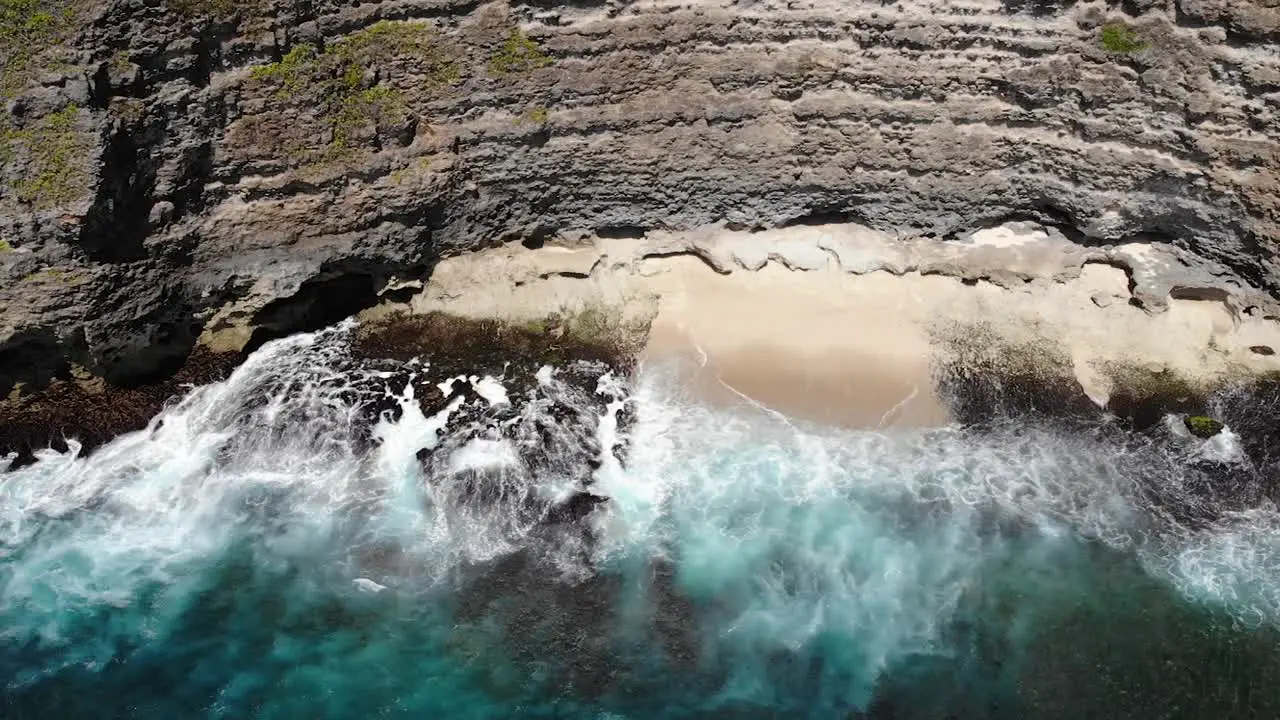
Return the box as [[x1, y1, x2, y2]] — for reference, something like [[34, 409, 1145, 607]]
[[23, 266, 87, 283], [1099, 23, 1148, 54], [488, 28, 551, 77], [0, 0, 77, 98], [251, 44, 319, 96], [248, 20, 459, 161], [1, 104, 93, 208], [514, 106, 549, 126]]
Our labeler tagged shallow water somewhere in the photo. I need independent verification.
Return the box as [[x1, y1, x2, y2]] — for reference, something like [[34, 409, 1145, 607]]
[[3, 326, 1280, 718]]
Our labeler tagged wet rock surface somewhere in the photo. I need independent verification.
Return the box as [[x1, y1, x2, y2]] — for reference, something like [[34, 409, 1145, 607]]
[[936, 329, 1280, 532], [1, 0, 1279, 389], [0, 311, 633, 472], [0, 347, 242, 468]]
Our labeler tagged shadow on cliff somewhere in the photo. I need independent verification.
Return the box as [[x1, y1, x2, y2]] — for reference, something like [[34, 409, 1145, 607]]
[[244, 270, 389, 355], [999, 0, 1079, 16], [0, 256, 427, 468]]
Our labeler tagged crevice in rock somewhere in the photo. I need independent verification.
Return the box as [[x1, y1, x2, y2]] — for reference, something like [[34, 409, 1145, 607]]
[[540, 255, 603, 280], [170, 141, 216, 220], [960, 211, 1091, 245], [1023, 201, 1089, 239], [999, 0, 1079, 17], [1082, 257, 1140, 298], [381, 285, 421, 304], [518, 0, 611, 10], [79, 125, 155, 263], [515, 225, 558, 251], [0, 330, 75, 400], [779, 208, 869, 228], [93, 303, 204, 388], [245, 264, 407, 354], [638, 249, 731, 275], [88, 63, 114, 110], [1169, 286, 1231, 303], [596, 225, 647, 240]]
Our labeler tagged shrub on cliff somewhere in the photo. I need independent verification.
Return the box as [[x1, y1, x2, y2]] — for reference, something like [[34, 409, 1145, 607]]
[[1099, 23, 1148, 53]]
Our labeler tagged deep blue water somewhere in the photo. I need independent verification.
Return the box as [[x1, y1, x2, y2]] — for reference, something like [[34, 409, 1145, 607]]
[[5, 535, 1280, 719], [3, 329, 1280, 718]]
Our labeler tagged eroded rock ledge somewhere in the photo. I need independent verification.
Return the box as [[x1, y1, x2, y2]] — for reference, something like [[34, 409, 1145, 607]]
[[1, 0, 1279, 393]]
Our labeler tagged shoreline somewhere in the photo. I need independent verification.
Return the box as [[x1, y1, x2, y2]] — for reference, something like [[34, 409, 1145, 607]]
[[8, 220, 1280, 462], [635, 262, 950, 428], [370, 221, 1280, 430]]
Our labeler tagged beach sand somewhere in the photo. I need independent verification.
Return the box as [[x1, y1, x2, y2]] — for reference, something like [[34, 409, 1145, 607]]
[[636, 259, 950, 427]]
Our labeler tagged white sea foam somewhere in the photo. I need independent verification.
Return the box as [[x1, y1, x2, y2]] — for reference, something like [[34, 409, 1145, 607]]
[[3, 325, 1280, 692], [448, 438, 520, 474], [353, 577, 387, 593], [472, 376, 509, 406], [1199, 428, 1246, 464], [594, 360, 1280, 646]]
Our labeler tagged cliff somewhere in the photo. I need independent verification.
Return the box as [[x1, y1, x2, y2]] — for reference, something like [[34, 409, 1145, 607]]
[[1, 0, 1279, 393]]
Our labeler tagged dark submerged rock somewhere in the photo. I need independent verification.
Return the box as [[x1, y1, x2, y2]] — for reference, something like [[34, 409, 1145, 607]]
[[933, 322, 1102, 427], [934, 323, 1280, 531], [544, 492, 608, 525], [0, 310, 637, 470], [350, 310, 633, 419]]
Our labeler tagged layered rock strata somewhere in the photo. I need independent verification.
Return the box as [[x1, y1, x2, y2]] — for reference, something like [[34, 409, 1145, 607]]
[[1, 0, 1278, 393]]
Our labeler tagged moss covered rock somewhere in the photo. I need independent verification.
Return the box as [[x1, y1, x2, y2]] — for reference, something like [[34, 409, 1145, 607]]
[[1185, 415, 1225, 439]]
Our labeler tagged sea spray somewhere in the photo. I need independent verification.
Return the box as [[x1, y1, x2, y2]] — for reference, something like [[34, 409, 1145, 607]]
[[3, 330, 1280, 717]]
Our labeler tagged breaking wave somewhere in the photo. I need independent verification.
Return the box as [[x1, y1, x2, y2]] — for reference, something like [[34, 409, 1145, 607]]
[[3, 324, 1280, 718]]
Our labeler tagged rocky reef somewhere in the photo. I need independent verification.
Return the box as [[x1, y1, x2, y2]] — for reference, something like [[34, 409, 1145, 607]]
[[1, 0, 1279, 394]]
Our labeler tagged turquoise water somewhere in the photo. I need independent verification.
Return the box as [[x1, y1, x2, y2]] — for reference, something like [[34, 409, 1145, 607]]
[[3, 327, 1280, 718]]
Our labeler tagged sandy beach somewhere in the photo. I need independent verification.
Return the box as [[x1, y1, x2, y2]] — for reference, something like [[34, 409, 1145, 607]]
[[635, 260, 950, 427]]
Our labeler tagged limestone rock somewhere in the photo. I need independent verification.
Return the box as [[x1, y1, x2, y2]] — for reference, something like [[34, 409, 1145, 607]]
[[1, 0, 1279, 388]]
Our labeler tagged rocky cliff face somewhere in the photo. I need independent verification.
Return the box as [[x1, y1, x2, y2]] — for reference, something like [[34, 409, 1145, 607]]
[[1, 0, 1278, 392]]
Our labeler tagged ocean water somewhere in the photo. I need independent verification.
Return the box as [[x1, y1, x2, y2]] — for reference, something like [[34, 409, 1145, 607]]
[[3, 325, 1280, 719]]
